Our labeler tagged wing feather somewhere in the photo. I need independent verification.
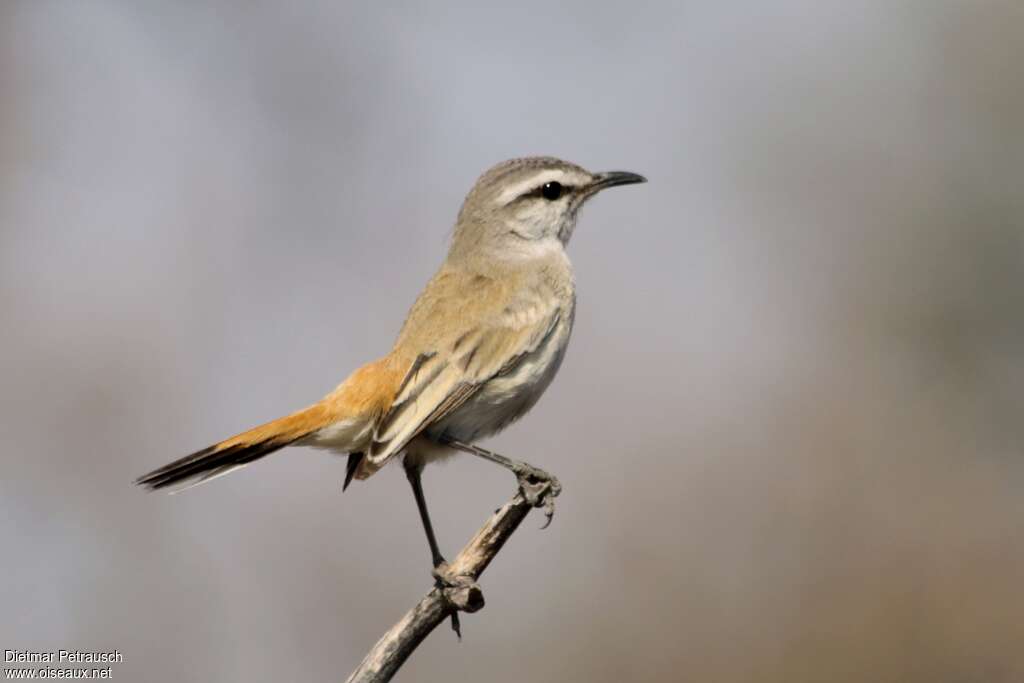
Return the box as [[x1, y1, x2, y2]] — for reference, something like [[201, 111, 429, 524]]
[[366, 306, 562, 465]]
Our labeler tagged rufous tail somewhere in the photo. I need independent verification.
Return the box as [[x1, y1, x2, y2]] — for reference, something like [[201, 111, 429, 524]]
[[135, 403, 333, 491], [136, 356, 407, 492]]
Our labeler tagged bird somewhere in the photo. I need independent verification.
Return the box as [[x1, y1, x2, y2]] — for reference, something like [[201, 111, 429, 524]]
[[136, 156, 645, 634]]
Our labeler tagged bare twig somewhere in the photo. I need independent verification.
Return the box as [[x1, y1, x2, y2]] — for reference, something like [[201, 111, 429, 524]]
[[345, 482, 558, 683]]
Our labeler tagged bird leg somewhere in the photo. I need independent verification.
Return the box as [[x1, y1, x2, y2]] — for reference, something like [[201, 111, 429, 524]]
[[403, 459, 462, 639], [441, 438, 562, 529]]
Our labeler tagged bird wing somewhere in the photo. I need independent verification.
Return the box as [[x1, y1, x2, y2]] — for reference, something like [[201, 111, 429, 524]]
[[366, 282, 563, 467]]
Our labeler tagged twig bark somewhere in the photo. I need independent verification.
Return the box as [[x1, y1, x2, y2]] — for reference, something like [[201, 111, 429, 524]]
[[345, 482, 556, 683]]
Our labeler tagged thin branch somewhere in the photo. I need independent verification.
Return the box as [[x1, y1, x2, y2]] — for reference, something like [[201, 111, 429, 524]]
[[345, 482, 557, 683]]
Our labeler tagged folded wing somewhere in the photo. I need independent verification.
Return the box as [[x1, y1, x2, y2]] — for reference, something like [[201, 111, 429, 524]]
[[365, 303, 562, 470]]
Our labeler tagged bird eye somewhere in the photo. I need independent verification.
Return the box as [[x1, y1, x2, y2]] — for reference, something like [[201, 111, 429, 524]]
[[541, 181, 563, 201]]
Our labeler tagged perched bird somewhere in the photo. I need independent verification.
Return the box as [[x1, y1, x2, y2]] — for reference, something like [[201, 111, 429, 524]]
[[137, 157, 645, 634]]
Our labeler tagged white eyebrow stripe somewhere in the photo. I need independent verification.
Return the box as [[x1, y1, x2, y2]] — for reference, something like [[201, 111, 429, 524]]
[[497, 169, 587, 204]]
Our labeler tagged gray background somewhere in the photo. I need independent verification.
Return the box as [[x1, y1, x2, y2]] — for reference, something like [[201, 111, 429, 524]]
[[2, 1, 1023, 681]]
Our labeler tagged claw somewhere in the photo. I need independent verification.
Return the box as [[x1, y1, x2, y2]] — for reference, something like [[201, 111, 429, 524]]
[[538, 475, 561, 528], [540, 495, 556, 529], [431, 562, 464, 639], [511, 466, 561, 528], [451, 612, 463, 640]]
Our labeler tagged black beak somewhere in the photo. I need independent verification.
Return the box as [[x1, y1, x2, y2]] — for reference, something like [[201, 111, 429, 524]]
[[589, 170, 648, 192]]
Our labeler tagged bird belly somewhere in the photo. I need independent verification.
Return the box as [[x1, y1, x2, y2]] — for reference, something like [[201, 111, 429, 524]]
[[429, 316, 572, 443]]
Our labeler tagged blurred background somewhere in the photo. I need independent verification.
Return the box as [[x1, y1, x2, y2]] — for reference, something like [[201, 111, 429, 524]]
[[2, 1, 1022, 681]]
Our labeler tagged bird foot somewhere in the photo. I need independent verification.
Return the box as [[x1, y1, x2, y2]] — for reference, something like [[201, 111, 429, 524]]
[[432, 562, 484, 635], [511, 464, 562, 529]]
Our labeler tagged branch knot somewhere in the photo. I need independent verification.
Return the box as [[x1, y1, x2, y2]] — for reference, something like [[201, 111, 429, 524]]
[[346, 476, 562, 682]]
